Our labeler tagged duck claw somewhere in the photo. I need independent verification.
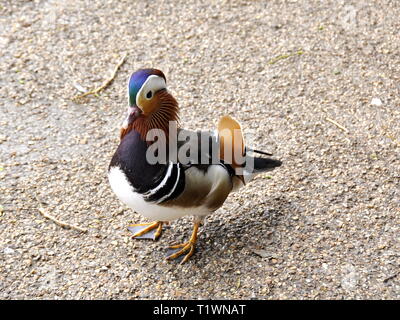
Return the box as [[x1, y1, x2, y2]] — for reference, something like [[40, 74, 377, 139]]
[[165, 221, 200, 264], [128, 221, 163, 240], [165, 241, 197, 264], [165, 245, 197, 264]]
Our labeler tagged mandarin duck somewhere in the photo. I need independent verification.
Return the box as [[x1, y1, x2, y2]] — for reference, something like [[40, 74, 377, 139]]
[[108, 69, 282, 263]]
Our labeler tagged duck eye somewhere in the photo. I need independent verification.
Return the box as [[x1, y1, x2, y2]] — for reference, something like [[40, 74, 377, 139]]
[[146, 91, 153, 99]]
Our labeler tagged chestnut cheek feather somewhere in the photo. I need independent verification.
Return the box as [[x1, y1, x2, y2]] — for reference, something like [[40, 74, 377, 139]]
[[138, 96, 157, 116], [121, 90, 179, 142]]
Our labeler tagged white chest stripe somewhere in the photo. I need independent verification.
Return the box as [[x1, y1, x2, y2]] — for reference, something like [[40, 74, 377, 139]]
[[155, 164, 181, 204], [143, 161, 174, 197]]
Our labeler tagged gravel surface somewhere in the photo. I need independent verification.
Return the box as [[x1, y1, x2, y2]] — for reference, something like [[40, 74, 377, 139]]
[[1, 0, 399, 299]]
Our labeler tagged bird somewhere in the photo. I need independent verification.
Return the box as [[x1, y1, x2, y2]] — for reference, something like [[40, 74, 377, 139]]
[[108, 68, 282, 264]]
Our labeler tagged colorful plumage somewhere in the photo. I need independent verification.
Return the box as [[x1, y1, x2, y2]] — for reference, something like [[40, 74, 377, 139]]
[[108, 68, 282, 263]]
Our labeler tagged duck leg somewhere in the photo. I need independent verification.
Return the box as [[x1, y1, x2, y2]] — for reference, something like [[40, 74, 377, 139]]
[[128, 221, 164, 240], [166, 221, 200, 264]]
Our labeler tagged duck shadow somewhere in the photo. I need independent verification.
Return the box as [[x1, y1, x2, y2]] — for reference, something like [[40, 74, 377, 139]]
[[163, 196, 298, 265]]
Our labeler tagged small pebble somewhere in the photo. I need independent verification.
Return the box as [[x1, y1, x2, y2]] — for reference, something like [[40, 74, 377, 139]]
[[371, 98, 383, 106]]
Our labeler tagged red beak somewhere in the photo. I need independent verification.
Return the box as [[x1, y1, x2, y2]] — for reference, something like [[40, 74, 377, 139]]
[[122, 105, 142, 128]]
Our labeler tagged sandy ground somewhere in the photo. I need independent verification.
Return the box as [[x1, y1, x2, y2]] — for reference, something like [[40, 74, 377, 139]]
[[0, 0, 399, 299]]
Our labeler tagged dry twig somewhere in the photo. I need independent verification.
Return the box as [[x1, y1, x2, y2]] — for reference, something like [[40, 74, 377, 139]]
[[268, 50, 304, 65], [35, 194, 87, 232], [325, 117, 349, 133], [72, 53, 127, 101], [37, 207, 88, 233]]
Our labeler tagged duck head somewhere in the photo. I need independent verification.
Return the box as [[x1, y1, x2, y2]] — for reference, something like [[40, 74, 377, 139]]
[[120, 68, 179, 141]]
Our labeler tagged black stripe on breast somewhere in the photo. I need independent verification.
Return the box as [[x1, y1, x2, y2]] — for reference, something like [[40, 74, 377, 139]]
[[143, 162, 185, 203], [160, 163, 186, 203]]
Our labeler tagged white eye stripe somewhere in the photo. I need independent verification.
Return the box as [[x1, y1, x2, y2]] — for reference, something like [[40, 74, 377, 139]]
[[136, 75, 166, 106]]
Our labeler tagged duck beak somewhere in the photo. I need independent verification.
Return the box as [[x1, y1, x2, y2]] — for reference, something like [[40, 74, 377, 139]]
[[122, 105, 142, 129]]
